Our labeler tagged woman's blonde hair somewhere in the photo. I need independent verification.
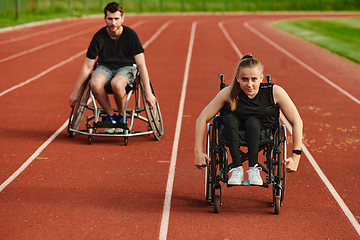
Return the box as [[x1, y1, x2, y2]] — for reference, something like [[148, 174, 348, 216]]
[[229, 53, 264, 111]]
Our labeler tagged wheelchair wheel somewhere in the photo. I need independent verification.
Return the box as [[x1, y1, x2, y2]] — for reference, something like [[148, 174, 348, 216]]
[[279, 125, 287, 203], [271, 149, 282, 214], [205, 161, 211, 201], [278, 125, 287, 203], [141, 82, 163, 140], [214, 195, 220, 213], [68, 77, 90, 137], [272, 124, 287, 214], [205, 124, 211, 201], [210, 120, 219, 205]]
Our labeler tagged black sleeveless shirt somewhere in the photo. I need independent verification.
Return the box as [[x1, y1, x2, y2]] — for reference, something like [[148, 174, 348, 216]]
[[233, 83, 278, 129]]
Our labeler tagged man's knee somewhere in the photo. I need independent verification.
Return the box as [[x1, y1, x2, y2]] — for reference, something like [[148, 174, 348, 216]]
[[90, 74, 107, 93], [111, 75, 128, 94]]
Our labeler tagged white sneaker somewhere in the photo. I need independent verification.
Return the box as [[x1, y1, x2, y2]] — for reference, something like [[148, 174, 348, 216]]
[[247, 164, 263, 186], [105, 128, 123, 134], [228, 166, 244, 185], [115, 128, 123, 133], [105, 128, 116, 133]]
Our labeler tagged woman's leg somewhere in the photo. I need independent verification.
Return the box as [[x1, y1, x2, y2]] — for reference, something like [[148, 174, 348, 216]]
[[243, 117, 263, 167], [223, 113, 243, 167]]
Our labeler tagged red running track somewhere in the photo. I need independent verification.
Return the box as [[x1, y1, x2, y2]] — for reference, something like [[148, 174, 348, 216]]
[[0, 13, 360, 239]]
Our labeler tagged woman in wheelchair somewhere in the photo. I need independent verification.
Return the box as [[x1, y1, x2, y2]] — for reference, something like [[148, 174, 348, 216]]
[[195, 54, 303, 185]]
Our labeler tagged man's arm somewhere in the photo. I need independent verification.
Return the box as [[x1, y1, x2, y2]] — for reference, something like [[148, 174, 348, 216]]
[[69, 57, 96, 107], [134, 53, 156, 108]]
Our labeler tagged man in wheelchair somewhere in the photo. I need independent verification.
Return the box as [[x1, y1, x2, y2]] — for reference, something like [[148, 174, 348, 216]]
[[195, 54, 303, 186], [69, 2, 156, 133]]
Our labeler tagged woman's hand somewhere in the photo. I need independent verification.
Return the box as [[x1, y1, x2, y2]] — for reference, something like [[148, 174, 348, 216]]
[[195, 151, 209, 170], [284, 155, 300, 172]]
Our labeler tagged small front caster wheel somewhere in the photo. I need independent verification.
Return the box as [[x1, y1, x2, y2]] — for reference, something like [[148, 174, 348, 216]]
[[214, 195, 220, 213]]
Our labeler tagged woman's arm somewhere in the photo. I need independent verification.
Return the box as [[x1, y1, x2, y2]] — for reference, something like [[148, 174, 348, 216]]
[[195, 87, 231, 169], [273, 85, 303, 172]]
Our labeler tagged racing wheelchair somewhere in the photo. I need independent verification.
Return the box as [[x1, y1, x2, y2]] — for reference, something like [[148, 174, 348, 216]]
[[205, 74, 287, 214], [67, 65, 163, 145]]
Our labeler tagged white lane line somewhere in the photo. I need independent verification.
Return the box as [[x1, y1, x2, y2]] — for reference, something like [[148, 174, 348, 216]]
[[0, 25, 102, 64], [218, 20, 243, 59], [225, 19, 360, 236], [129, 20, 147, 30], [280, 114, 360, 236], [244, 21, 360, 106], [159, 21, 197, 240], [0, 21, 93, 45], [143, 20, 172, 49], [0, 18, 64, 33], [0, 120, 69, 193], [0, 50, 86, 97]]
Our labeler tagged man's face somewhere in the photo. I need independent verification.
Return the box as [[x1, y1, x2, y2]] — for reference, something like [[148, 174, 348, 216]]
[[105, 11, 124, 33]]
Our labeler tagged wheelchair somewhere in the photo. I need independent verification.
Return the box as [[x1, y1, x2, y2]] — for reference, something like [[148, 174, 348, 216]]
[[67, 66, 163, 145], [205, 74, 287, 214]]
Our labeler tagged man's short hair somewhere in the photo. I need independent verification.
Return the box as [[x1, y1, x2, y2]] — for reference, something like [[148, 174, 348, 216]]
[[104, 2, 124, 16]]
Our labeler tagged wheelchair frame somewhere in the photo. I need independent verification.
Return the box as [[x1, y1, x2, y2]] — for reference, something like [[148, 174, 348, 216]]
[[67, 71, 163, 145], [205, 74, 287, 214]]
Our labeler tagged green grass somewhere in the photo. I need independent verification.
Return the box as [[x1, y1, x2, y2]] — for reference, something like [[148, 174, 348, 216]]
[[273, 17, 360, 64]]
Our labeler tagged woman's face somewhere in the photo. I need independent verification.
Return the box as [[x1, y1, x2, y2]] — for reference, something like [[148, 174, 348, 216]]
[[236, 66, 263, 99]]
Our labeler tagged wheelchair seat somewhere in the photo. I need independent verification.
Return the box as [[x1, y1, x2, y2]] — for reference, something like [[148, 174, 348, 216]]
[[104, 84, 134, 95]]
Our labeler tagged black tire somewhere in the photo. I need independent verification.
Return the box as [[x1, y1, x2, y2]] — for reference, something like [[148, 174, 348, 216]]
[[141, 82, 163, 140], [277, 125, 286, 203], [210, 122, 218, 204], [272, 124, 287, 214], [205, 123, 211, 201], [273, 193, 281, 214], [214, 195, 220, 213], [68, 77, 90, 137], [205, 161, 211, 201]]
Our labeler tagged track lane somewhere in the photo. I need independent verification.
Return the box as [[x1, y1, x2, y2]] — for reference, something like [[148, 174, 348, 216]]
[[167, 14, 360, 239], [245, 17, 360, 234], [244, 14, 360, 225]]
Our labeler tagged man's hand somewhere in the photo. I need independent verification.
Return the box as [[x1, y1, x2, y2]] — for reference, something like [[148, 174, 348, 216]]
[[145, 91, 156, 108], [69, 91, 78, 108]]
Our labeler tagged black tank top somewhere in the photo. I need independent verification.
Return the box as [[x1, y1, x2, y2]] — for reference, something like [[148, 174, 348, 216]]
[[233, 83, 278, 129]]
